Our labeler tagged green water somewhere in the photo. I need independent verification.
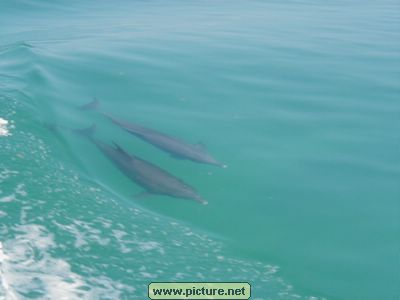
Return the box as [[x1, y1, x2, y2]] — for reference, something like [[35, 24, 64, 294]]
[[1, 1, 399, 299]]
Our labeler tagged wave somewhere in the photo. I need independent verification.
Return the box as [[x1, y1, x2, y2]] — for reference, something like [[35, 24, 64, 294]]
[[0, 98, 321, 299]]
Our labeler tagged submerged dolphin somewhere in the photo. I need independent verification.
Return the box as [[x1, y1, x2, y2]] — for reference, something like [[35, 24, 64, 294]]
[[79, 99, 227, 168], [76, 124, 208, 205], [105, 114, 226, 168]]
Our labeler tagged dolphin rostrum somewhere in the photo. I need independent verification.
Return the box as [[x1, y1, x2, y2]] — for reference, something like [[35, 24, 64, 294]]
[[79, 99, 227, 168], [76, 124, 208, 205]]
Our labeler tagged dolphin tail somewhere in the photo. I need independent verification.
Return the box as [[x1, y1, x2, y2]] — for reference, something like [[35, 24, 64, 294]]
[[79, 98, 100, 110], [73, 124, 97, 138], [44, 122, 62, 132], [44, 122, 75, 133]]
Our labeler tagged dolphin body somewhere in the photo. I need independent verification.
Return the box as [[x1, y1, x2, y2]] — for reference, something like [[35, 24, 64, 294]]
[[79, 99, 226, 168], [103, 113, 227, 168], [76, 125, 207, 205]]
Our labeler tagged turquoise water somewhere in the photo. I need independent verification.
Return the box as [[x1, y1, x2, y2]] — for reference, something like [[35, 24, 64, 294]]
[[1, 0, 399, 299]]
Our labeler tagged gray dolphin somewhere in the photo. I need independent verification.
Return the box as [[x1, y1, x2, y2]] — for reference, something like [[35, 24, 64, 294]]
[[76, 124, 208, 205], [79, 99, 227, 168], [103, 113, 227, 168]]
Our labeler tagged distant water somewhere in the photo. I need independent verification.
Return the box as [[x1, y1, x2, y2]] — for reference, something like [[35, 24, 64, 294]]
[[1, 0, 399, 299]]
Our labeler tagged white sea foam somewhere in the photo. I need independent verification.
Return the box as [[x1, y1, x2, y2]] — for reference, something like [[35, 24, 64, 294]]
[[0, 195, 15, 203], [0, 224, 133, 299], [0, 170, 18, 182], [0, 118, 11, 137], [0, 225, 84, 299], [0, 242, 18, 300]]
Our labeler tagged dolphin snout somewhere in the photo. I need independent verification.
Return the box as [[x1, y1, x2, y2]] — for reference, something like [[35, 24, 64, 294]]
[[194, 196, 208, 205]]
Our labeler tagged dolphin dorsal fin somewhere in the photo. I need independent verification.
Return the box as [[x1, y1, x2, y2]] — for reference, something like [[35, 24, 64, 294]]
[[112, 141, 131, 159]]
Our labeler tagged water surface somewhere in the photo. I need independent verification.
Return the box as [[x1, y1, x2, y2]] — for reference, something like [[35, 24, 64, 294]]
[[1, 1, 399, 299]]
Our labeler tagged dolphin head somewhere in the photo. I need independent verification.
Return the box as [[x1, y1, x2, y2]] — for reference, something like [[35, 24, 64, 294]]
[[202, 154, 227, 168], [189, 147, 227, 168], [193, 195, 208, 205], [175, 184, 208, 205]]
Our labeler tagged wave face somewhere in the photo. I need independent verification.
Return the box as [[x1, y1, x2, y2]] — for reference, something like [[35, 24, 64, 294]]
[[1, 0, 399, 299], [0, 115, 305, 299]]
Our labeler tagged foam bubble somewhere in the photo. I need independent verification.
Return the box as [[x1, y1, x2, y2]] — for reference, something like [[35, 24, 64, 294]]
[[0, 118, 11, 137], [0, 194, 15, 203]]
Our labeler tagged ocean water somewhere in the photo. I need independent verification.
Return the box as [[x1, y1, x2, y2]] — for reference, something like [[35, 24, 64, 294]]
[[1, 0, 399, 299]]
